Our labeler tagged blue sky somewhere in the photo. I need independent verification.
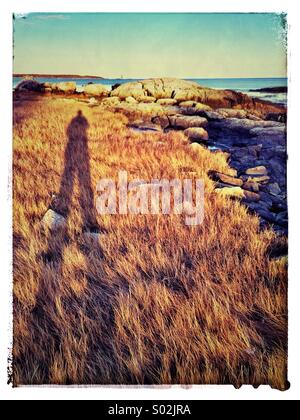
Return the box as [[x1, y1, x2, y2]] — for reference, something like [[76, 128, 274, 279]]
[[13, 13, 287, 78]]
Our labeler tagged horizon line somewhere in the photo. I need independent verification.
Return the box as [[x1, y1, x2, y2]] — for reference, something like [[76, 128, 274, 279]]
[[13, 73, 287, 80]]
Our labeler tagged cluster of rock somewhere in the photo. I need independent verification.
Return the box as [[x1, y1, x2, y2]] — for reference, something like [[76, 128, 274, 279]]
[[109, 78, 284, 116], [145, 105, 287, 234], [16, 77, 287, 234], [15, 77, 285, 117], [15, 79, 110, 96], [41, 209, 106, 245], [112, 81, 286, 235]]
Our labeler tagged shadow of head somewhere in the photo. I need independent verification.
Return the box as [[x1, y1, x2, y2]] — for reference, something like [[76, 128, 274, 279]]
[[67, 110, 89, 138]]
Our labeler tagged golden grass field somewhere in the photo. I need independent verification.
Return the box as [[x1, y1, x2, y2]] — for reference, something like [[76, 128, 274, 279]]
[[13, 94, 288, 389]]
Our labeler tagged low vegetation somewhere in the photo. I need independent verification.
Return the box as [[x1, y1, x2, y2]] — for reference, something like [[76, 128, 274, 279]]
[[13, 94, 288, 389]]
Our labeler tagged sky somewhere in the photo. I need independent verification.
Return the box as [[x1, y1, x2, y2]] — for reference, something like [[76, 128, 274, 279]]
[[13, 13, 287, 78]]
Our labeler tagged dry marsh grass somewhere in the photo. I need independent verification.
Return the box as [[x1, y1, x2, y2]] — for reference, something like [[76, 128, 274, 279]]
[[13, 95, 288, 389]]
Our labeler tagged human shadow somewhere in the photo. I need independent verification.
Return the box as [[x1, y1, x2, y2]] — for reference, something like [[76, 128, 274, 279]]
[[55, 110, 98, 232], [25, 111, 103, 383]]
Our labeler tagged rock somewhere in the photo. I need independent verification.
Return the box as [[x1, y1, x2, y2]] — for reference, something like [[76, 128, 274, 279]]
[[168, 115, 208, 129], [101, 97, 121, 106], [44, 87, 52, 93], [152, 115, 170, 129], [88, 97, 98, 105], [125, 96, 138, 104], [216, 118, 283, 133], [248, 144, 262, 157], [226, 168, 238, 177], [258, 191, 276, 207], [83, 83, 109, 96], [258, 209, 278, 224], [242, 181, 260, 192], [208, 171, 243, 187], [249, 126, 286, 137], [130, 122, 162, 132], [194, 103, 212, 111], [242, 190, 260, 202], [268, 182, 281, 196], [217, 108, 248, 119], [112, 83, 121, 90], [42, 209, 66, 231], [241, 175, 270, 184], [215, 186, 244, 199], [140, 96, 156, 103], [15, 80, 44, 92], [84, 232, 107, 245], [247, 204, 278, 223], [245, 166, 268, 176], [111, 81, 146, 101], [230, 145, 262, 160], [260, 146, 286, 160], [156, 98, 177, 106], [275, 212, 288, 227], [266, 112, 287, 123], [199, 110, 225, 121], [179, 100, 197, 107], [55, 81, 77, 93], [184, 127, 209, 142]]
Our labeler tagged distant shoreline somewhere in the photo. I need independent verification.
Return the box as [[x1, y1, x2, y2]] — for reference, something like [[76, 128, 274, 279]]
[[249, 86, 287, 93], [13, 74, 104, 79]]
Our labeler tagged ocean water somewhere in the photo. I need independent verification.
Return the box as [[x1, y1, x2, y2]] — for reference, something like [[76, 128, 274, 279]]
[[13, 77, 287, 105]]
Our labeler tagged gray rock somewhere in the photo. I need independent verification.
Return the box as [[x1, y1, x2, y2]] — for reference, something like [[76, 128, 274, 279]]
[[42, 209, 66, 231], [152, 115, 170, 129], [84, 232, 107, 245], [217, 118, 283, 133], [268, 182, 281, 196], [275, 212, 288, 227], [199, 110, 225, 121], [15, 80, 44, 92], [249, 126, 286, 137]]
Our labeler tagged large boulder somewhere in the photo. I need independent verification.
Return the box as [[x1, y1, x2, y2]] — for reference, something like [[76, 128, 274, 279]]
[[101, 97, 121, 106], [216, 118, 283, 133], [55, 81, 77, 93], [15, 80, 44, 92], [83, 83, 109, 96], [184, 127, 209, 142]]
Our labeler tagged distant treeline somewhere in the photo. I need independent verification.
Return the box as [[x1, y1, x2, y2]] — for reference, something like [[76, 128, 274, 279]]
[[13, 74, 104, 79]]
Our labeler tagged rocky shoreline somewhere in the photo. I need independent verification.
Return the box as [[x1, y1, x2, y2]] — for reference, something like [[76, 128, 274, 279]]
[[15, 77, 287, 235]]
